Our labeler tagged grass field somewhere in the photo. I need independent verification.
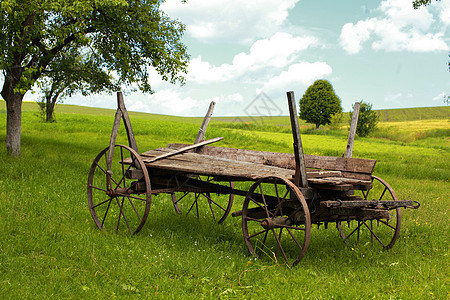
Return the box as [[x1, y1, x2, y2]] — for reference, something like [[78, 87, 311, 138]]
[[0, 101, 449, 299]]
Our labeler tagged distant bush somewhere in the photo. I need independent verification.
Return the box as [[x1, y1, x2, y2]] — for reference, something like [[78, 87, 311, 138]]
[[350, 101, 378, 137]]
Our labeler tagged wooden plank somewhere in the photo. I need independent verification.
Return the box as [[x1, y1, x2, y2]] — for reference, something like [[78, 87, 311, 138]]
[[345, 102, 360, 158], [304, 155, 376, 174], [138, 148, 296, 180], [194, 101, 215, 144], [287, 91, 308, 188], [166, 144, 376, 175], [145, 137, 223, 163]]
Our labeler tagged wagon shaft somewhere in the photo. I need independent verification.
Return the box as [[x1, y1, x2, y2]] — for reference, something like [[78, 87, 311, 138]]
[[311, 208, 391, 223], [320, 200, 419, 209]]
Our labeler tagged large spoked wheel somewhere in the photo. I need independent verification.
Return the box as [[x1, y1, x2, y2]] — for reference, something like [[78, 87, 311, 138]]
[[337, 175, 401, 249], [242, 176, 311, 267], [171, 176, 234, 224], [87, 145, 151, 235]]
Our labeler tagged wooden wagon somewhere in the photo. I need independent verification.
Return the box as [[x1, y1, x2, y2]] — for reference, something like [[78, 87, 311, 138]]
[[87, 92, 419, 267]]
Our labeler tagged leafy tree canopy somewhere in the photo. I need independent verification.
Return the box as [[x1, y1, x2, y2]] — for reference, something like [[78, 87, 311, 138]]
[[0, 0, 190, 155], [299, 79, 342, 129], [412, 0, 438, 9], [36, 47, 119, 122]]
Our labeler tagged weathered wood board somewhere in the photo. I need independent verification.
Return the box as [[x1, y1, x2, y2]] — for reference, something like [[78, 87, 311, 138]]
[[167, 144, 376, 180], [125, 147, 373, 191]]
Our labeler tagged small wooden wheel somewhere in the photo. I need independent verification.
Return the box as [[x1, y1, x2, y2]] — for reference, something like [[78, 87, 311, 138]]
[[87, 145, 151, 235], [171, 176, 234, 224], [242, 176, 311, 267], [337, 175, 401, 249]]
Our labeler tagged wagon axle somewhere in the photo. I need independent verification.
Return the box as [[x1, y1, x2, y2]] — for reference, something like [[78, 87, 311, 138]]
[[260, 217, 290, 229]]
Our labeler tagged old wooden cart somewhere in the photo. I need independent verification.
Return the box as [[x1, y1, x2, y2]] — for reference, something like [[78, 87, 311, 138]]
[[87, 92, 419, 267]]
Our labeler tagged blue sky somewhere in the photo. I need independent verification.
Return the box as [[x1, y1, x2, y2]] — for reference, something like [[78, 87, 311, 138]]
[[41, 0, 450, 116]]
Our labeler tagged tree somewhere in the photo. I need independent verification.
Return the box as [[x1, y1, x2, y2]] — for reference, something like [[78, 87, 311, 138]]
[[299, 79, 342, 129], [36, 48, 119, 122], [349, 101, 379, 137], [412, 0, 439, 9], [0, 0, 189, 156]]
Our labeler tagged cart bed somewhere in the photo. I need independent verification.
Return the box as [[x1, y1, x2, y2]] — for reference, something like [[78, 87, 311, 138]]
[[139, 147, 372, 191]]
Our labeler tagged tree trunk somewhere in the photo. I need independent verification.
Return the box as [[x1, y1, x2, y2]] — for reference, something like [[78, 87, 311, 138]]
[[2, 72, 25, 156], [5, 93, 24, 156], [46, 95, 54, 122]]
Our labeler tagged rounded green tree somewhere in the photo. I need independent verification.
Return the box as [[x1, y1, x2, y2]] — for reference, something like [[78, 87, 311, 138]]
[[299, 80, 342, 129], [350, 101, 379, 137]]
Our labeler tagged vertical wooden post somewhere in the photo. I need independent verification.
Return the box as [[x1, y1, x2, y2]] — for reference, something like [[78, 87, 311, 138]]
[[194, 101, 216, 144], [287, 91, 308, 188], [117, 92, 139, 153], [345, 102, 361, 158], [106, 92, 140, 188]]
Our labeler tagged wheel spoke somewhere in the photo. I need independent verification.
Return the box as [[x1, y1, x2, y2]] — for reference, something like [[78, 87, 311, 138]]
[[286, 227, 303, 251], [256, 230, 269, 258], [174, 192, 189, 205], [379, 187, 388, 201], [258, 184, 271, 219], [378, 219, 397, 230], [205, 193, 217, 221], [204, 195, 227, 212], [244, 216, 264, 223], [186, 194, 199, 216], [115, 197, 132, 234], [271, 228, 290, 267], [101, 198, 113, 227], [343, 221, 364, 241], [275, 228, 283, 258], [363, 221, 386, 247], [90, 185, 108, 193], [91, 197, 113, 209], [127, 196, 142, 222], [248, 228, 269, 239]]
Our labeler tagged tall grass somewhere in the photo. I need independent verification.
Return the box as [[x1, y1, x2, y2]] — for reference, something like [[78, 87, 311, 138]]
[[0, 102, 448, 298]]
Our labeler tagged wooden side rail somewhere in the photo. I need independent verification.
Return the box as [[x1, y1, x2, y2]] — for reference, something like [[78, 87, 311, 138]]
[[166, 144, 375, 180]]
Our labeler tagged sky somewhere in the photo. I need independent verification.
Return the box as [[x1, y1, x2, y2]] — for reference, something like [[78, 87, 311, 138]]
[[29, 0, 450, 116]]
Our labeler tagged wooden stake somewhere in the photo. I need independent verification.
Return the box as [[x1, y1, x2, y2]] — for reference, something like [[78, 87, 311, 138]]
[[194, 101, 216, 144], [345, 102, 361, 158], [106, 92, 139, 187], [287, 91, 308, 188]]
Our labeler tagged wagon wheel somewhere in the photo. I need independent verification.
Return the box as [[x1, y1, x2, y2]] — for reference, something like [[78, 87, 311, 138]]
[[242, 176, 311, 267], [87, 145, 151, 235], [337, 175, 401, 249], [171, 176, 234, 224]]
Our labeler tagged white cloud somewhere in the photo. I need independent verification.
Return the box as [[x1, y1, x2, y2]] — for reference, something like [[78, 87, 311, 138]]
[[187, 33, 317, 83], [162, 0, 300, 43], [340, 0, 448, 54], [383, 92, 413, 107], [439, 1, 450, 26], [259, 62, 333, 95], [340, 20, 376, 54], [432, 91, 448, 102], [126, 89, 246, 116], [145, 89, 202, 115]]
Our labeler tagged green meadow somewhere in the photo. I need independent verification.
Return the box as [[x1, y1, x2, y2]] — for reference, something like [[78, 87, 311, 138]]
[[0, 101, 449, 299]]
